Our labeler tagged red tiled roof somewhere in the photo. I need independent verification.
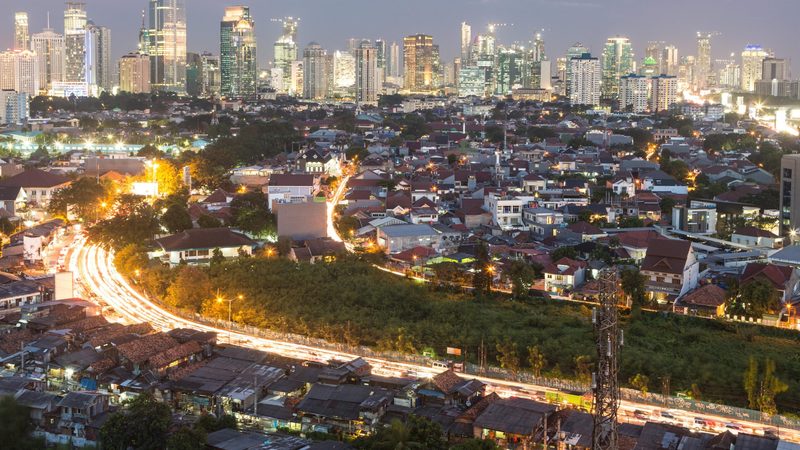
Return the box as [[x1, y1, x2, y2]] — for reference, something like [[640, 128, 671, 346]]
[[641, 239, 691, 275], [733, 226, 777, 239], [679, 284, 727, 308], [0, 168, 70, 188], [741, 263, 793, 290], [567, 221, 604, 235], [613, 230, 662, 249], [543, 257, 587, 276]]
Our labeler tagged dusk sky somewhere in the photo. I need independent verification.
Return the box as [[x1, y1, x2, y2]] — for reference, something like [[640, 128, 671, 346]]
[[3, 0, 799, 72]]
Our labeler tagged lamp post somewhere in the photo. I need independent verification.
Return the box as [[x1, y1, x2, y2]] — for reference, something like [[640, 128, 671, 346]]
[[216, 290, 243, 343]]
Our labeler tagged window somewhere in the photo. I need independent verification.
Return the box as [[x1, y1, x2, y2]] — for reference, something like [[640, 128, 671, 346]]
[[197, 249, 209, 257]]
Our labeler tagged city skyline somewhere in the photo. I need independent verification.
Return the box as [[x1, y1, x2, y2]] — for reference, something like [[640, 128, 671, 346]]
[[3, 0, 799, 72]]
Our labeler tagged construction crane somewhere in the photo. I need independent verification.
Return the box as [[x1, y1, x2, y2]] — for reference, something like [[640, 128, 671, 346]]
[[592, 269, 622, 450]]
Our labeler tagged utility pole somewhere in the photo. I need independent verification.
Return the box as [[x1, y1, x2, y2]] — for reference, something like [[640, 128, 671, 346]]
[[592, 269, 621, 450]]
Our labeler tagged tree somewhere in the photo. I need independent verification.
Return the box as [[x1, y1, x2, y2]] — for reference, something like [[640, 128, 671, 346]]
[[48, 177, 109, 221], [630, 373, 650, 395], [195, 413, 237, 433], [0, 396, 44, 449], [231, 191, 275, 237], [660, 197, 677, 214], [197, 214, 222, 228], [161, 203, 193, 233], [734, 279, 781, 317], [551, 246, 577, 261], [451, 439, 501, 450], [496, 338, 521, 378], [100, 393, 171, 450], [526, 126, 557, 142], [759, 359, 788, 415], [354, 415, 445, 450], [88, 195, 161, 250], [527, 345, 547, 377], [618, 215, 644, 228], [620, 269, 647, 307], [505, 260, 536, 299], [166, 426, 206, 450], [472, 242, 492, 297], [210, 248, 225, 266], [165, 266, 212, 311], [574, 355, 592, 384]]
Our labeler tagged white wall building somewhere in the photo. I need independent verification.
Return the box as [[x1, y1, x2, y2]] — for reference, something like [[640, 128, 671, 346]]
[[619, 74, 649, 113], [568, 53, 601, 106]]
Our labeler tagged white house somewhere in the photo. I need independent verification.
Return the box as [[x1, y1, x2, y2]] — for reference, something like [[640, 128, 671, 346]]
[[543, 257, 587, 293], [485, 193, 525, 231], [731, 226, 784, 249], [148, 228, 257, 266], [0, 168, 71, 207], [641, 238, 699, 303], [266, 174, 319, 211]]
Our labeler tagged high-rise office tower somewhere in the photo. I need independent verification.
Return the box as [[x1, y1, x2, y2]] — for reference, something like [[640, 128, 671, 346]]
[[333, 50, 355, 94], [695, 32, 713, 90], [565, 42, 589, 98], [741, 44, 770, 92], [780, 154, 800, 236], [119, 52, 151, 93], [460, 22, 472, 65], [0, 50, 40, 96], [355, 40, 378, 104], [569, 53, 601, 106], [495, 46, 525, 95], [650, 75, 677, 112], [303, 43, 328, 100], [619, 74, 648, 113], [187, 52, 220, 97], [375, 39, 387, 84], [403, 34, 440, 93], [220, 6, 257, 98], [718, 60, 741, 89], [85, 22, 112, 93], [15, 12, 29, 51], [145, 0, 187, 94], [273, 17, 299, 95], [645, 41, 664, 74], [0, 90, 28, 125], [64, 2, 87, 83], [601, 36, 633, 101], [388, 41, 401, 78], [529, 32, 546, 89], [662, 45, 679, 76], [31, 28, 65, 92], [291, 60, 303, 97], [755, 58, 795, 97]]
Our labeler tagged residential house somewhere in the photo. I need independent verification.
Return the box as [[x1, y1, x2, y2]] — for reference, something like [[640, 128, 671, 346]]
[[473, 397, 556, 449], [417, 369, 485, 408], [56, 391, 109, 444], [731, 227, 784, 249], [485, 193, 525, 231], [543, 257, 587, 294], [0, 279, 43, 312], [295, 149, 340, 176], [741, 263, 799, 304], [671, 201, 718, 235], [0, 168, 71, 207], [673, 284, 727, 318], [641, 239, 699, 303], [521, 174, 547, 194], [377, 224, 440, 254], [523, 207, 565, 239], [0, 186, 26, 217], [149, 228, 256, 266], [641, 170, 688, 195], [296, 384, 392, 436], [267, 174, 318, 211]]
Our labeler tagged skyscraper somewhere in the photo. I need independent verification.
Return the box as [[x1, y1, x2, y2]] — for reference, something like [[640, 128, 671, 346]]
[[741, 44, 770, 92], [145, 0, 187, 94], [375, 39, 387, 86], [403, 34, 440, 93], [220, 6, 257, 98], [31, 28, 65, 92], [0, 50, 40, 96], [119, 52, 151, 93], [662, 45, 679, 76], [601, 36, 633, 101], [460, 22, 472, 65], [780, 154, 800, 236], [650, 75, 677, 112], [186, 52, 220, 97], [273, 17, 299, 95], [14, 12, 29, 51], [64, 2, 87, 83], [645, 41, 664, 74], [755, 58, 794, 97], [569, 53, 601, 106], [303, 43, 328, 100], [619, 74, 648, 113], [388, 41, 401, 79], [332, 50, 355, 94], [565, 43, 589, 98], [355, 40, 378, 104], [695, 32, 713, 90], [85, 23, 112, 93], [495, 46, 525, 95]]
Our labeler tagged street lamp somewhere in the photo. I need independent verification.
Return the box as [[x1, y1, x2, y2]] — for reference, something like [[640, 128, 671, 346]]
[[216, 290, 243, 343]]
